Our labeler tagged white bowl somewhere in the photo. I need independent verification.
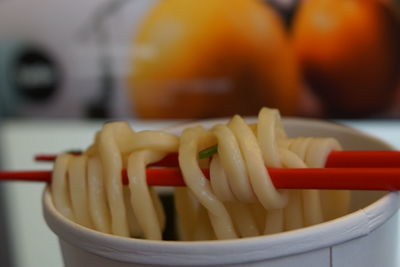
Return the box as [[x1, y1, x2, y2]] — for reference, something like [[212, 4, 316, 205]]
[[43, 118, 400, 267]]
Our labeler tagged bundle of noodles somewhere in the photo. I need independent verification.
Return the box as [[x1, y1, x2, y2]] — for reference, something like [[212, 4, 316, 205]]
[[51, 107, 350, 241], [52, 122, 179, 240]]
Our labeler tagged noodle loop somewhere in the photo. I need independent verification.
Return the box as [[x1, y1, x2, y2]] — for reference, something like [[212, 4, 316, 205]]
[[51, 108, 350, 241]]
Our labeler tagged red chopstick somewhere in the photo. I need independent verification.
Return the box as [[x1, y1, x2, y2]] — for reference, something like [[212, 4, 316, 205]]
[[3, 150, 398, 190], [35, 153, 180, 167], [325, 151, 400, 168], [35, 151, 400, 168], [1, 168, 400, 190]]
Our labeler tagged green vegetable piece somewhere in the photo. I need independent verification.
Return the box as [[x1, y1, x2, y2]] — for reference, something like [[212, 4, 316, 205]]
[[198, 144, 218, 159]]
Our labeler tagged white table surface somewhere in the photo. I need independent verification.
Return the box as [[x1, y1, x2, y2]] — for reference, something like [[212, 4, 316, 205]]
[[0, 119, 399, 267]]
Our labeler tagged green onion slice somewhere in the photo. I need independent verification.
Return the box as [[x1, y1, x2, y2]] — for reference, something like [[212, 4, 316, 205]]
[[198, 144, 218, 159]]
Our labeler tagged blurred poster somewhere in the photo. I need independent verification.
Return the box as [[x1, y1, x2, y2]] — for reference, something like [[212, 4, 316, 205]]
[[0, 0, 399, 119]]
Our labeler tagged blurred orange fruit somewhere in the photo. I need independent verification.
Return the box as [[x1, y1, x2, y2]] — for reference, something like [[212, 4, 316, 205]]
[[293, 0, 400, 117], [127, 0, 300, 118]]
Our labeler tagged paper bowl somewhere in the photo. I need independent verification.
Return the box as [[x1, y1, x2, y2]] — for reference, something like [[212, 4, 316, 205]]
[[43, 118, 400, 267]]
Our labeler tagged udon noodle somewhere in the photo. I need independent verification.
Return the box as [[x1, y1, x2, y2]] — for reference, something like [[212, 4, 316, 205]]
[[51, 107, 350, 241]]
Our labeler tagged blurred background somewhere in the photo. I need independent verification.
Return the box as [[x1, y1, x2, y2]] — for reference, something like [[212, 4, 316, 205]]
[[0, 0, 399, 120], [0, 0, 399, 266]]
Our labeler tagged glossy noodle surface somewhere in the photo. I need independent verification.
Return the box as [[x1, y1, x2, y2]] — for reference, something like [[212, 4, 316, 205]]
[[51, 107, 350, 240]]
